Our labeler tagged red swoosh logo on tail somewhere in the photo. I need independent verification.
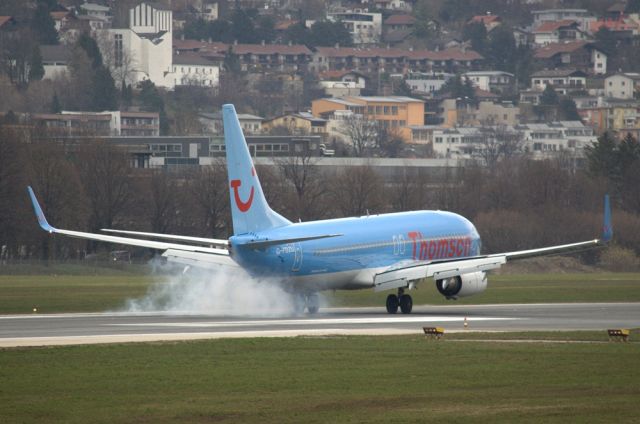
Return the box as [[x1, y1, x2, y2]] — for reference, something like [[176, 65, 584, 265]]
[[230, 179, 254, 212]]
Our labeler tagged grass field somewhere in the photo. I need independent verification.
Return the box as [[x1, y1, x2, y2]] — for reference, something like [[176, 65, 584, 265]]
[[1, 333, 639, 423], [0, 266, 639, 314]]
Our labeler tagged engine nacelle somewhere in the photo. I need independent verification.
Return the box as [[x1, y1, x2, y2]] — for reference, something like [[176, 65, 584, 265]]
[[436, 272, 487, 300]]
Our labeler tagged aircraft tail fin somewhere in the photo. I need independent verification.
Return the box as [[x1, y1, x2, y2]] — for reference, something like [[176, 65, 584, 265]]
[[223, 104, 291, 235]]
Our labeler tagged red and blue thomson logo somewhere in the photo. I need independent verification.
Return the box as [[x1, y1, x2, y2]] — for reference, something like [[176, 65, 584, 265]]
[[230, 167, 255, 212]]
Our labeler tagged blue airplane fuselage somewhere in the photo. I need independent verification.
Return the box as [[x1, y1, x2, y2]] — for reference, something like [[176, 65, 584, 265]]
[[229, 210, 481, 291]]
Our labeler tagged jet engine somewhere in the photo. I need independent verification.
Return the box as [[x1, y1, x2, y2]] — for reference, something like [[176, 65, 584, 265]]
[[436, 272, 487, 300]]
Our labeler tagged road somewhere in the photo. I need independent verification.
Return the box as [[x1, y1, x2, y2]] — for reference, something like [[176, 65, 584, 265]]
[[1, 303, 638, 347]]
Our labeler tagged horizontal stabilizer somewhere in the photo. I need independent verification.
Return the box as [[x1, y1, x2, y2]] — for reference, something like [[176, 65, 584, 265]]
[[243, 234, 342, 249], [101, 229, 228, 248]]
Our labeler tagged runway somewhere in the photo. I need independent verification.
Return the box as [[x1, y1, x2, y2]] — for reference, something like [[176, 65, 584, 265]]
[[1, 302, 639, 347]]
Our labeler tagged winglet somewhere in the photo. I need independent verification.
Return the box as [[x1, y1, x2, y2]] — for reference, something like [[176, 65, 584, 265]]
[[27, 186, 55, 233], [602, 194, 612, 243]]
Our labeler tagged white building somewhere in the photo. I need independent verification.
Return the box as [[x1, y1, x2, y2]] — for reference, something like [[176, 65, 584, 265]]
[[604, 73, 640, 99], [328, 11, 382, 45], [532, 9, 595, 32], [427, 121, 595, 160], [98, 2, 175, 88], [80, 2, 111, 21], [463, 71, 515, 94], [172, 52, 219, 87], [530, 69, 587, 95], [405, 72, 453, 94]]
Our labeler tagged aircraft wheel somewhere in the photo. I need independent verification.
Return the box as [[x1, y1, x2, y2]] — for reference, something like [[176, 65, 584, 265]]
[[293, 294, 306, 315], [307, 293, 319, 314], [386, 294, 399, 314], [399, 294, 413, 314]]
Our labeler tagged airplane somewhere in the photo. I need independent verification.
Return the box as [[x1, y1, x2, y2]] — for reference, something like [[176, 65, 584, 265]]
[[27, 104, 613, 315]]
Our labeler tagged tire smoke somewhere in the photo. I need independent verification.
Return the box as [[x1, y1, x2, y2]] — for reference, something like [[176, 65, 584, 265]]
[[124, 261, 305, 317]]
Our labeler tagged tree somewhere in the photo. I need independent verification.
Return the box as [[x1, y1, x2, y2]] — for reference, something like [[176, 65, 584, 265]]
[[28, 46, 44, 82], [439, 0, 470, 22], [462, 22, 487, 53], [373, 123, 405, 158], [76, 140, 133, 233], [92, 66, 118, 111], [330, 166, 385, 217], [595, 27, 616, 56], [473, 124, 524, 166], [32, 3, 58, 44], [485, 25, 518, 72], [540, 84, 559, 106], [558, 97, 580, 121], [627, 0, 640, 13], [585, 131, 620, 180], [187, 163, 230, 238], [275, 150, 328, 221], [139, 80, 168, 135], [308, 21, 353, 47], [339, 113, 378, 156], [78, 32, 103, 68], [231, 8, 259, 43], [50, 93, 61, 113], [413, 0, 438, 39]]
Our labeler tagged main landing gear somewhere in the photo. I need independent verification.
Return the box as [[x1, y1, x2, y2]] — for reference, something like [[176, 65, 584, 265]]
[[386, 288, 413, 314], [294, 293, 319, 315]]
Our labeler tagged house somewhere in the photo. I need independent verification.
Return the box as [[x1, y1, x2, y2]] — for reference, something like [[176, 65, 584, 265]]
[[468, 13, 502, 32], [262, 112, 328, 136], [50, 10, 74, 32], [362, 0, 414, 11], [41, 44, 72, 80], [604, 73, 640, 99], [310, 46, 483, 74], [530, 69, 587, 95], [533, 41, 607, 75], [171, 52, 219, 87], [32, 110, 159, 136], [532, 9, 595, 32], [327, 10, 383, 45], [80, 3, 111, 21], [405, 72, 453, 94], [384, 14, 416, 31], [532, 20, 587, 45], [199, 112, 264, 135], [589, 17, 639, 36], [318, 70, 367, 97], [463, 71, 515, 96], [312, 96, 425, 140], [97, 2, 174, 88]]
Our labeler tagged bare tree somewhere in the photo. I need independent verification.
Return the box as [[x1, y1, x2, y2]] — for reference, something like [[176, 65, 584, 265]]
[[339, 113, 378, 157], [330, 165, 386, 217], [186, 161, 230, 238], [473, 124, 524, 167], [76, 140, 133, 233], [96, 31, 138, 86], [275, 148, 329, 221], [373, 122, 405, 158]]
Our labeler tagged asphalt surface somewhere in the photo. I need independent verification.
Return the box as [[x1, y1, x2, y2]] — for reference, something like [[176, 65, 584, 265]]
[[1, 302, 639, 347]]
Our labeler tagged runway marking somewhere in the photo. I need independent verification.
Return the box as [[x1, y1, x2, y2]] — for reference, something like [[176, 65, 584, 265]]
[[108, 316, 516, 328]]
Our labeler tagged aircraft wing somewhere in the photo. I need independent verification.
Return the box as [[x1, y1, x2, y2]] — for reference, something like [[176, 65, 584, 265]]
[[101, 229, 229, 248], [27, 187, 233, 266], [373, 196, 612, 292]]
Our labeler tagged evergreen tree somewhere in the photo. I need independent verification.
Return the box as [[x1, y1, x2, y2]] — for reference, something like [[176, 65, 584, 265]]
[[223, 47, 241, 73], [51, 93, 62, 113], [540, 84, 559, 106], [308, 21, 352, 47], [413, 0, 438, 39], [627, 0, 640, 13], [78, 32, 103, 68], [462, 22, 487, 53], [586, 132, 620, 180], [486, 25, 517, 72], [120, 81, 132, 108], [595, 27, 616, 56], [558, 97, 580, 120], [28, 45, 45, 81], [92, 67, 117, 111], [32, 3, 58, 44]]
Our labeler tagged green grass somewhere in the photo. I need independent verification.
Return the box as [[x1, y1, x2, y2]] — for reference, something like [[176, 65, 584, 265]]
[[1, 335, 639, 423], [1, 271, 639, 314]]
